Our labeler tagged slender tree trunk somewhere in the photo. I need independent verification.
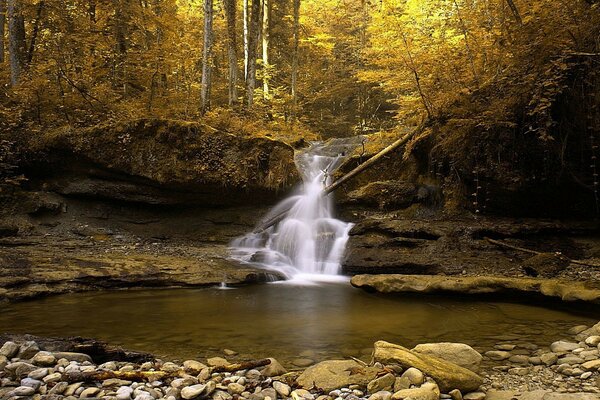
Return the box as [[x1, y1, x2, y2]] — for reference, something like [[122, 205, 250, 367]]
[[291, 0, 300, 119], [261, 0, 270, 99], [505, 0, 522, 24], [246, 0, 260, 107], [0, 0, 5, 63], [225, 0, 238, 106], [7, 0, 25, 86], [200, 0, 213, 113], [27, 0, 44, 64], [453, 0, 478, 86], [401, 33, 432, 119], [88, 0, 96, 22], [243, 0, 248, 81], [112, 0, 128, 93]]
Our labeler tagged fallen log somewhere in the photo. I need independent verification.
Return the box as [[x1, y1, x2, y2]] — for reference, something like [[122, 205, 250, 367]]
[[485, 237, 600, 268]]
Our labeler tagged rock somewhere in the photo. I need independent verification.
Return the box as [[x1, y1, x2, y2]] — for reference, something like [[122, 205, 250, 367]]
[[369, 391, 392, 400], [207, 357, 229, 368], [21, 377, 42, 390], [346, 181, 419, 210], [558, 356, 584, 365], [32, 351, 56, 366], [581, 371, 593, 379], [99, 361, 118, 370], [391, 382, 440, 400], [81, 387, 101, 398], [522, 253, 569, 278], [581, 360, 600, 371], [569, 326, 589, 335], [6, 361, 38, 378], [228, 383, 245, 395], [262, 358, 287, 377], [585, 336, 600, 346], [297, 360, 381, 392], [412, 343, 482, 373], [273, 381, 291, 397], [182, 384, 207, 399], [508, 355, 530, 364], [182, 360, 207, 375], [449, 389, 462, 400], [103, 379, 134, 387], [0, 341, 20, 358], [463, 393, 485, 400], [0, 355, 6, 370], [52, 352, 93, 363], [485, 351, 511, 361], [49, 381, 69, 395], [393, 377, 411, 392], [292, 358, 315, 368], [64, 382, 84, 396], [372, 341, 483, 393], [223, 349, 238, 356], [401, 368, 424, 386], [540, 353, 558, 366], [117, 385, 135, 400], [368, 373, 396, 393], [28, 367, 49, 380], [17, 341, 40, 359], [161, 362, 182, 372], [214, 390, 233, 400], [550, 341, 581, 353], [495, 344, 516, 351], [8, 386, 36, 397], [43, 372, 62, 383], [575, 322, 600, 341], [291, 389, 315, 400]]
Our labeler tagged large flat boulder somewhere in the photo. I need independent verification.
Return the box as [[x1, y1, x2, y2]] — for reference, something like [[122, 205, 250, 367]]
[[351, 275, 600, 304], [412, 343, 482, 373], [296, 360, 381, 392], [372, 341, 483, 393]]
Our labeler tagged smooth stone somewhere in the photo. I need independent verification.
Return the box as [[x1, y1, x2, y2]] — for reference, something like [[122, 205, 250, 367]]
[[52, 352, 93, 363], [369, 391, 392, 400], [291, 389, 315, 400], [495, 344, 516, 351], [401, 368, 424, 386], [81, 387, 101, 398], [161, 362, 181, 373], [582, 360, 600, 370], [7, 361, 38, 378], [135, 393, 154, 400], [373, 341, 482, 393], [64, 382, 84, 396], [28, 368, 49, 380], [581, 371, 593, 379], [585, 336, 600, 347], [569, 325, 589, 335], [103, 379, 134, 387], [558, 356, 584, 365], [117, 386, 135, 400], [8, 386, 36, 397], [412, 343, 482, 373], [297, 360, 381, 392], [550, 341, 581, 353], [449, 389, 463, 400], [228, 383, 245, 394], [509, 355, 530, 364], [32, 351, 56, 367], [368, 373, 396, 393], [391, 382, 440, 400], [540, 353, 559, 366], [292, 358, 315, 367], [49, 381, 69, 395], [463, 392, 485, 400], [21, 377, 42, 390], [17, 341, 40, 359], [214, 390, 233, 400], [207, 357, 229, 368], [0, 341, 20, 358], [223, 349, 238, 356], [182, 384, 207, 399], [262, 358, 287, 377], [508, 367, 530, 376], [529, 357, 542, 365], [43, 372, 62, 383], [485, 351, 511, 361], [262, 387, 278, 400], [393, 377, 410, 392], [184, 360, 208, 375], [273, 381, 291, 397], [199, 367, 212, 381], [99, 361, 118, 370]]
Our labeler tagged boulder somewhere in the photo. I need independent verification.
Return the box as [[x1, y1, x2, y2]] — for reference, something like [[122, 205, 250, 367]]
[[372, 341, 483, 393], [0, 341, 20, 358], [297, 360, 381, 392], [412, 343, 482, 373], [367, 373, 396, 393], [391, 382, 440, 400], [262, 358, 287, 377]]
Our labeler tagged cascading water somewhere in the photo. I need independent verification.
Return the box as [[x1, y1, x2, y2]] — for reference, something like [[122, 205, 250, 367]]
[[230, 140, 361, 282]]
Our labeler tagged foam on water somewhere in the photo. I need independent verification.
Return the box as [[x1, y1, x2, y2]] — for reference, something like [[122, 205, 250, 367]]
[[230, 141, 357, 284]]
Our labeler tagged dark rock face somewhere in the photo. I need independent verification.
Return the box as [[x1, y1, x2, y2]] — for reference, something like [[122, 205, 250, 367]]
[[345, 181, 419, 210], [25, 119, 299, 206], [342, 216, 600, 277]]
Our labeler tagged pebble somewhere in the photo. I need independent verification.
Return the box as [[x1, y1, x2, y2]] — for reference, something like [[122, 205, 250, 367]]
[[21, 377, 42, 390], [273, 381, 291, 397], [585, 336, 600, 346], [182, 384, 207, 399], [550, 341, 581, 353], [80, 387, 101, 398], [228, 382, 246, 394], [208, 357, 229, 367], [117, 385, 135, 400], [32, 351, 56, 366], [8, 385, 36, 397], [463, 392, 485, 400], [400, 367, 424, 385], [0, 341, 20, 358], [485, 351, 511, 361], [449, 389, 462, 400], [43, 372, 62, 383], [49, 381, 69, 395]]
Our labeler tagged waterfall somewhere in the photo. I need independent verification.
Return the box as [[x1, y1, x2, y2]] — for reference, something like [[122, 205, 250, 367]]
[[230, 140, 360, 282]]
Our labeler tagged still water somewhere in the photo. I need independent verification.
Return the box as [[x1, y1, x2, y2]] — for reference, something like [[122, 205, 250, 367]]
[[0, 282, 597, 365]]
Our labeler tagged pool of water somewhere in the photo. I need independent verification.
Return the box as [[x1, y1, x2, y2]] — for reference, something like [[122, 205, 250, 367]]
[[0, 282, 597, 365]]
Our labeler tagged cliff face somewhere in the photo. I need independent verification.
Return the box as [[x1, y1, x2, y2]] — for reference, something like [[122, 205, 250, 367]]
[[22, 119, 300, 206]]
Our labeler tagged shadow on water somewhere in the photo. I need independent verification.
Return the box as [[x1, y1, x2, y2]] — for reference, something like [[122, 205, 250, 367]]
[[1, 282, 598, 363]]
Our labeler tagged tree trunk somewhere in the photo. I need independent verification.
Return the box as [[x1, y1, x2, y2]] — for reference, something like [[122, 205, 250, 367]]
[[200, 0, 213, 114], [246, 0, 260, 107], [261, 0, 270, 99], [0, 0, 6, 63], [505, 0, 522, 24], [7, 0, 25, 86], [225, 0, 238, 106], [290, 0, 300, 118], [27, 0, 44, 65], [112, 0, 128, 93], [243, 0, 248, 81]]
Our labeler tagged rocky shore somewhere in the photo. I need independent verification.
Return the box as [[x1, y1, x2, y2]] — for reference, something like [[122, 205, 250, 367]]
[[2, 320, 600, 400]]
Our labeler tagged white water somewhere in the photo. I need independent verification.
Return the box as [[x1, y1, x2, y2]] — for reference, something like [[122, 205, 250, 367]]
[[230, 142, 357, 283]]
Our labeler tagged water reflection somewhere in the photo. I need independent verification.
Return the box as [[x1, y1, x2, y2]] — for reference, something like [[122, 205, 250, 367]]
[[0, 283, 596, 363]]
